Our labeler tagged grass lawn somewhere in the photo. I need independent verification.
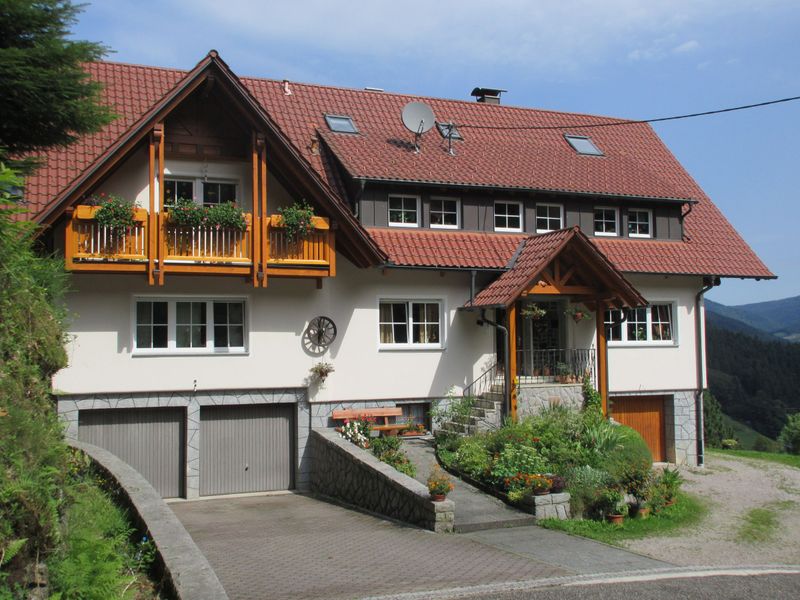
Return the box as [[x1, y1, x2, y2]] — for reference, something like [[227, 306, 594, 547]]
[[539, 492, 707, 546], [721, 415, 780, 452], [736, 501, 797, 544], [708, 448, 800, 470]]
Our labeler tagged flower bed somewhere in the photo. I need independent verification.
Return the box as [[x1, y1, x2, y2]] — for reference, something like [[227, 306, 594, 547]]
[[340, 416, 416, 478], [435, 381, 683, 524]]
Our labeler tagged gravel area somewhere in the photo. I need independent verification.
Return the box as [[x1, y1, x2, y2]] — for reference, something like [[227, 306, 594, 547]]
[[624, 452, 800, 566]]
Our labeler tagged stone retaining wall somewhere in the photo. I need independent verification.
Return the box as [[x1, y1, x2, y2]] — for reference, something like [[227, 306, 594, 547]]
[[310, 429, 454, 533], [517, 384, 583, 418], [69, 440, 228, 600], [521, 492, 572, 520]]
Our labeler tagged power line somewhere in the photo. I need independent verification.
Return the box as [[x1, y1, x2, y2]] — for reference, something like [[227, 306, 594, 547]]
[[456, 95, 800, 131]]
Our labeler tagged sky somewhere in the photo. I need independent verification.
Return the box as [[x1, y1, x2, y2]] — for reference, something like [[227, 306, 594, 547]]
[[71, 0, 800, 306]]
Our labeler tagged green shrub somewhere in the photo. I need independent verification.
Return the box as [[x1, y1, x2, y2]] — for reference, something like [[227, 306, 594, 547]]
[[779, 414, 800, 455], [521, 406, 587, 474], [565, 465, 613, 518], [370, 437, 416, 478], [454, 436, 491, 479], [490, 444, 547, 487], [597, 425, 653, 495], [582, 376, 603, 415], [721, 438, 739, 449]]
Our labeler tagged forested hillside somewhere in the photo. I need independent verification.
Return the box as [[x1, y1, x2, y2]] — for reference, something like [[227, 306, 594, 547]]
[[706, 325, 800, 438], [707, 296, 800, 342]]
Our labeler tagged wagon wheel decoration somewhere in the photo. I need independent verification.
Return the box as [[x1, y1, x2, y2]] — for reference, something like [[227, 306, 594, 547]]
[[304, 316, 337, 351]]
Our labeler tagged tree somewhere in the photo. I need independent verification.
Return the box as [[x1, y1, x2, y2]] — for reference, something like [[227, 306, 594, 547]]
[[0, 0, 114, 156], [703, 390, 734, 448], [779, 413, 800, 455]]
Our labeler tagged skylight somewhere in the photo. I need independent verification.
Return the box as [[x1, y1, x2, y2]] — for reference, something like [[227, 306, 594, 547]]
[[436, 122, 463, 140], [324, 114, 358, 134], [564, 134, 603, 156]]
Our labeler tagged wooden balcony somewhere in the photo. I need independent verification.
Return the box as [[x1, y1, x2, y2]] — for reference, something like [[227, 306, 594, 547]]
[[65, 207, 335, 284]]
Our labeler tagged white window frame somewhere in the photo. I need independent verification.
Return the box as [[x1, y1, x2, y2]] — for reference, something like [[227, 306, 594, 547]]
[[429, 197, 460, 229], [162, 171, 240, 209], [132, 296, 248, 356], [535, 203, 564, 233], [388, 194, 421, 228], [594, 206, 619, 237], [606, 301, 677, 346], [378, 298, 445, 350], [628, 208, 652, 238], [494, 200, 523, 232]]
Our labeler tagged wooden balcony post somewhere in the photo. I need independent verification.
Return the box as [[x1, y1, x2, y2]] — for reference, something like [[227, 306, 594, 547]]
[[259, 135, 268, 287], [64, 208, 75, 270], [148, 132, 157, 286], [251, 131, 260, 287], [508, 302, 518, 422], [328, 227, 336, 278], [155, 122, 165, 285], [596, 301, 609, 416]]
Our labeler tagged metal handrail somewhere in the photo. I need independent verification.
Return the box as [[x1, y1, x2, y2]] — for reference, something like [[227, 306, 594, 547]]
[[516, 348, 596, 387], [463, 361, 505, 402]]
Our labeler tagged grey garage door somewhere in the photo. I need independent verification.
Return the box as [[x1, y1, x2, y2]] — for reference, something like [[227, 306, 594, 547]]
[[200, 404, 294, 496], [78, 408, 185, 498]]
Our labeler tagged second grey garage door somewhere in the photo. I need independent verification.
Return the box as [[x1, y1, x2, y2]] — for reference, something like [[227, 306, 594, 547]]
[[78, 408, 185, 498], [200, 404, 294, 496]]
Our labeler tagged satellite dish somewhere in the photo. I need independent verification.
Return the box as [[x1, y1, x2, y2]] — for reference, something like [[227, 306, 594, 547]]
[[401, 102, 436, 153], [402, 101, 435, 134]]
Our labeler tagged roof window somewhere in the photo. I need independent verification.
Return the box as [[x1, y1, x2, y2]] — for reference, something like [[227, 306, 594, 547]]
[[564, 134, 603, 156], [436, 122, 463, 140], [324, 114, 358, 134]]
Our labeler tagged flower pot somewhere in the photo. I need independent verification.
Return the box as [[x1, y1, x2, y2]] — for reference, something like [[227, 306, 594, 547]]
[[533, 490, 550, 496], [637, 507, 651, 519], [664, 498, 676, 507], [551, 486, 564, 494], [430, 494, 447, 502], [607, 514, 624, 526]]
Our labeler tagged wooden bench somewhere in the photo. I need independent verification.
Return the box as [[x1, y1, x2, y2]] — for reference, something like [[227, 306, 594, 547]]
[[331, 408, 411, 436]]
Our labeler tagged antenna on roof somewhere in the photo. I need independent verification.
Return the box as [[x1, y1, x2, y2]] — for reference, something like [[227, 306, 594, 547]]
[[401, 101, 435, 153]]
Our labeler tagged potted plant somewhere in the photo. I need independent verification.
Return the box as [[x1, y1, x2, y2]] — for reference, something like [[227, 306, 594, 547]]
[[659, 467, 683, 506], [549, 474, 566, 494], [309, 362, 334, 383], [520, 303, 547, 320], [87, 193, 136, 231], [278, 200, 316, 242], [530, 474, 552, 496], [427, 464, 454, 501], [206, 202, 247, 231], [598, 487, 627, 524], [169, 197, 208, 228], [339, 417, 371, 449], [555, 362, 571, 384], [565, 304, 592, 324]]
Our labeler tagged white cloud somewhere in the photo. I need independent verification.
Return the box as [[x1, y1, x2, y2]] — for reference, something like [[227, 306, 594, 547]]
[[673, 40, 700, 54]]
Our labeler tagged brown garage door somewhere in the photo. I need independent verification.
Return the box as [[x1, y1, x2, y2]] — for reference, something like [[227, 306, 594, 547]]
[[611, 395, 666, 462], [200, 404, 294, 496], [78, 408, 185, 498]]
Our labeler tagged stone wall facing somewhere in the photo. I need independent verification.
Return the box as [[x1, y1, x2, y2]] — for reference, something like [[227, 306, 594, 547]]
[[517, 384, 583, 419], [310, 429, 454, 533]]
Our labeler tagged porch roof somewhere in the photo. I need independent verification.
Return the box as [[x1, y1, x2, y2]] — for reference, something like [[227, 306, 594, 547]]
[[466, 226, 645, 309]]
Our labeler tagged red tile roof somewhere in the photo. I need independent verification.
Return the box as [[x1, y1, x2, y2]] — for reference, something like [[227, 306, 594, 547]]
[[22, 56, 774, 279], [368, 228, 525, 269]]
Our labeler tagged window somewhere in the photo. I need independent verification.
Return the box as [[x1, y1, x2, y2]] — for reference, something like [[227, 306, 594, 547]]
[[379, 300, 442, 348], [388, 195, 420, 227], [202, 182, 237, 206], [164, 179, 194, 208], [436, 122, 463, 140], [564, 134, 603, 156], [535, 203, 563, 233], [604, 303, 675, 344], [628, 209, 652, 238], [324, 114, 358, 134], [594, 207, 619, 236], [134, 298, 247, 353], [494, 201, 522, 232], [430, 198, 459, 229]]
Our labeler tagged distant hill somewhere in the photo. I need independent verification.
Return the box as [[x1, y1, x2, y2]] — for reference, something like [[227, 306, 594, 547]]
[[706, 296, 800, 342]]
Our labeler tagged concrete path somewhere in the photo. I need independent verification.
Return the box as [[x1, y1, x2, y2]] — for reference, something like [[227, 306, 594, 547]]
[[402, 437, 537, 532], [170, 494, 569, 600]]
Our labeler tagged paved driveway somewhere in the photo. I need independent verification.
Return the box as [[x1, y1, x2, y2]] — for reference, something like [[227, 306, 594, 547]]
[[170, 494, 570, 600]]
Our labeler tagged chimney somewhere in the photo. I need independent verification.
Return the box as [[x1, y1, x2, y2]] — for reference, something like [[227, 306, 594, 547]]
[[471, 87, 506, 105]]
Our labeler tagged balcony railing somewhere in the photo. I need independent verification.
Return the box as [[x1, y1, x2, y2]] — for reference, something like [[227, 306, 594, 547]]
[[66, 207, 335, 282], [517, 348, 596, 386], [70, 205, 148, 262]]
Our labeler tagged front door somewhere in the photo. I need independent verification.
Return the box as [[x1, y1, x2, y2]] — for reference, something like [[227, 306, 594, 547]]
[[518, 301, 563, 379]]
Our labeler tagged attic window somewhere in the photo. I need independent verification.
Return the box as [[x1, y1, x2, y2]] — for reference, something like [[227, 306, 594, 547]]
[[564, 134, 603, 156], [324, 114, 358, 134], [436, 122, 463, 140]]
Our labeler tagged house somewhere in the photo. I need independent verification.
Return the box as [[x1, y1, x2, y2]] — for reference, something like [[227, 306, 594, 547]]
[[26, 51, 773, 499]]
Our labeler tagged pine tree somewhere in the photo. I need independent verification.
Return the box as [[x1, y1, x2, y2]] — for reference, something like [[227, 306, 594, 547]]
[[0, 0, 114, 156], [703, 390, 734, 448]]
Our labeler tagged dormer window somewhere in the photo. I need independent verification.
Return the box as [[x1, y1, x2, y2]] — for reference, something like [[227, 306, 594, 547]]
[[494, 201, 522, 232], [324, 114, 358, 134], [388, 194, 420, 227], [628, 209, 652, 238], [565, 134, 603, 156], [594, 207, 619, 236], [436, 122, 463, 140]]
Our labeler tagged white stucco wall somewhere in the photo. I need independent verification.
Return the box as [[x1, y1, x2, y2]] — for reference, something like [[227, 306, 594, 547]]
[[607, 274, 703, 393], [54, 262, 494, 402]]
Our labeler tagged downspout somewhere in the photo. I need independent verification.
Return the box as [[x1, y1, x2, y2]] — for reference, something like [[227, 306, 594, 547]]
[[694, 275, 720, 467], [477, 309, 511, 420], [469, 270, 476, 307]]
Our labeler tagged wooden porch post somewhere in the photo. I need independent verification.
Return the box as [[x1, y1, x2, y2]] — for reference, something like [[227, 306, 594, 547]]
[[251, 132, 260, 287], [508, 302, 518, 421], [147, 133, 156, 286], [154, 123, 165, 286], [259, 135, 268, 287], [596, 301, 609, 416]]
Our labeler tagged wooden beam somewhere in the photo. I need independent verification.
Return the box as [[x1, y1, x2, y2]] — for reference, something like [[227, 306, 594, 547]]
[[251, 131, 260, 287], [259, 134, 268, 287], [596, 301, 609, 417], [64, 209, 75, 271], [155, 123, 165, 285], [508, 302, 518, 422], [525, 282, 597, 296], [147, 133, 156, 286], [328, 229, 336, 278]]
